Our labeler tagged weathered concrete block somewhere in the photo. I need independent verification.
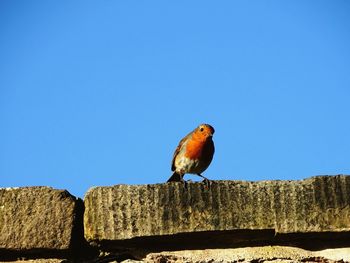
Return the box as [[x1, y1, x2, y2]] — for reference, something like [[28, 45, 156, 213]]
[[84, 175, 350, 246], [0, 187, 83, 253], [145, 246, 350, 262]]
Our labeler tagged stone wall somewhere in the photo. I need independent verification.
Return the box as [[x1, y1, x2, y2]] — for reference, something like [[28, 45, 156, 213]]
[[1, 175, 349, 262]]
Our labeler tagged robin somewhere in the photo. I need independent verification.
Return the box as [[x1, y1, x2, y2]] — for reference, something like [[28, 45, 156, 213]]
[[167, 124, 215, 182]]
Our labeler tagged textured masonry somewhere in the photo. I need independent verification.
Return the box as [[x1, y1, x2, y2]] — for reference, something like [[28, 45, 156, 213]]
[[0, 176, 350, 262], [0, 187, 83, 252], [84, 175, 350, 242]]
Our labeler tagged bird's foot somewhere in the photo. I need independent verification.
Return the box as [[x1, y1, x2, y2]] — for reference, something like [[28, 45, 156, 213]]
[[180, 178, 189, 189], [197, 173, 211, 188], [202, 178, 211, 189]]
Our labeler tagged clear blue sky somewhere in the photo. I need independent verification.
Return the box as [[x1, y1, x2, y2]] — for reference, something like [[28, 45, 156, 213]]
[[1, 1, 349, 198]]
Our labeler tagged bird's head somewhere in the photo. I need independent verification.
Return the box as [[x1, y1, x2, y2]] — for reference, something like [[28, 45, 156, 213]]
[[195, 124, 215, 139]]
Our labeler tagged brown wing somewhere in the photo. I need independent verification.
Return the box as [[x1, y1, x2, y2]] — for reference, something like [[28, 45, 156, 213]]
[[171, 132, 192, 171]]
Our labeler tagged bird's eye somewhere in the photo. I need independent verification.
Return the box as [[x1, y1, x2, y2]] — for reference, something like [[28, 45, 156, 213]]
[[200, 127, 204, 132]]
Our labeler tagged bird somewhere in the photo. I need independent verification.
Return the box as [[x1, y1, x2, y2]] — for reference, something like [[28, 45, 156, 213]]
[[167, 123, 215, 182]]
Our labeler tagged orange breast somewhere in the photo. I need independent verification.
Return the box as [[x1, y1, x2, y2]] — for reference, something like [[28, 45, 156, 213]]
[[185, 138, 205, 160]]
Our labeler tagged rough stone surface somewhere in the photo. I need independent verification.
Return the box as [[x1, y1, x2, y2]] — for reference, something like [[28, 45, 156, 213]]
[[1, 247, 349, 262], [317, 248, 350, 262], [0, 187, 83, 253], [84, 175, 350, 246], [145, 246, 350, 262]]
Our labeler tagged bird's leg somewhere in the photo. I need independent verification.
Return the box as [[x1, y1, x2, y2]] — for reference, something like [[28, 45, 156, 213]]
[[177, 173, 184, 182], [177, 173, 189, 189], [197, 173, 211, 188], [197, 173, 209, 181], [179, 175, 190, 189], [168, 173, 188, 189], [184, 180, 188, 189]]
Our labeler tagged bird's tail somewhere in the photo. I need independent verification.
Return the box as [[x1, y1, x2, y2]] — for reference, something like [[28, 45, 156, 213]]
[[167, 172, 183, 182]]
